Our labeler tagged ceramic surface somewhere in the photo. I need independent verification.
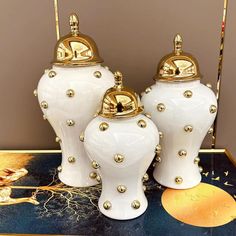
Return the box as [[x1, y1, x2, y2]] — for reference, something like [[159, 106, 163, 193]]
[[141, 80, 217, 189], [84, 114, 159, 220], [37, 64, 114, 187]]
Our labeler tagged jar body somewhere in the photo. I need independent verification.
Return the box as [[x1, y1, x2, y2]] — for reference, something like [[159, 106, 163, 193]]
[[84, 114, 159, 220], [141, 80, 217, 189], [37, 65, 114, 187]]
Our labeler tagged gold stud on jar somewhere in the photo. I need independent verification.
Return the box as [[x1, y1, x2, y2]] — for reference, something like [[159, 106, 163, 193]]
[[142, 173, 149, 182], [66, 119, 75, 126], [48, 70, 57, 78], [175, 176, 183, 184], [178, 149, 187, 158], [94, 71, 102, 78], [199, 166, 203, 173], [206, 83, 212, 89], [66, 89, 75, 97], [99, 122, 109, 131], [155, 144, 162, 154], [33, 89, 38, 97], [137, 119, 147, 128], [103, 201, 112, 210], [68, 156, 76, 163], [156, 156, 161, 163], [159, 131, 164, 139], [79, 132, 85, 142], [184, 125, 193, 133], [114, 154, 124, 163], [43, 115, 47, 120], [145, 87, 152, 94], [41, 101, 48, 109], [183, 90, 193, 98], [55, 136, 61, 143], [93, 112, 99, 118], [57, 166, 62, 172], [44, 68, 50, 73], [194, 157, 200, 164], [157, 103, 166, 112], [209, 105, 217, 114], [131, 200, 140, 209], [89, 172, 97, 179], [91, 160, 100, 169], [96, 175, 101, 183], [117, 185, 127, 193], [208, 127, 214, 134]]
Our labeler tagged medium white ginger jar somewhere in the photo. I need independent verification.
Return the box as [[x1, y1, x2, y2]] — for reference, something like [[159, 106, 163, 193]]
[[35, 13, 114, 187], [84, 71, 159, 220], [141, 34, 217, 189]]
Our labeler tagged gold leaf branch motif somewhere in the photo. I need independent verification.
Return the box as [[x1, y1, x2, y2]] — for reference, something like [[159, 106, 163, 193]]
[[30, 170, 101, 222], [0, 168, 102, 221]]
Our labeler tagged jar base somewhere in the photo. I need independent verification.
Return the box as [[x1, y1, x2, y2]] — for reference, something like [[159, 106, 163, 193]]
[[98, 198, 148, 220], [153, 170, 202, 190]]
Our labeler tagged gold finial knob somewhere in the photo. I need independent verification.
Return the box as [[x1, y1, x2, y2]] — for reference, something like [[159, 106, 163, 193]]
[[174, 34, 183, 55], [69, 13, 79, 36], [114, 71, 123, 88]]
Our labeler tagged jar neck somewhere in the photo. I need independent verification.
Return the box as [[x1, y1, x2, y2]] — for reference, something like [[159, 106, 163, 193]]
[[52, 64, 102, 72], [156, 79, 200, 88]]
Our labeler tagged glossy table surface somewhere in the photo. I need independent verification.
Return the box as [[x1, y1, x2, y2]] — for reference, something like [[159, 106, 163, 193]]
[[0, 150, 235, 236]]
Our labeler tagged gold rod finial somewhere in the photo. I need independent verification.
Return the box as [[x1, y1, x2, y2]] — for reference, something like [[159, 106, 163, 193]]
[[114, 71, 123, 88], [174, 34, 183, 55], [70, 13, 79, 36], [54, 0, 60, 40]]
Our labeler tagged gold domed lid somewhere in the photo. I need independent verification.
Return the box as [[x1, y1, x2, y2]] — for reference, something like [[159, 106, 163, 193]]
[[53, 13, 103, 66], [155, 34, 201, 82], [99, 71, 144, 119]]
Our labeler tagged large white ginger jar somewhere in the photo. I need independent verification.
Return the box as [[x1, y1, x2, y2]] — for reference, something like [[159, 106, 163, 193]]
[[36, 13, 114, 187], [84, 72, 159, 220], [141, 34, 217, 189]]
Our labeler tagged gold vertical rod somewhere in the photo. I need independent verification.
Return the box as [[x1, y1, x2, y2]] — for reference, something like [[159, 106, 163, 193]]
[[211, 0, 229, 148], [54, 0, 60, 40]]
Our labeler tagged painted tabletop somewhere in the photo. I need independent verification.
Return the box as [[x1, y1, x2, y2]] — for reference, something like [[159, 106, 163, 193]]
[[0, 150, 235, 236]]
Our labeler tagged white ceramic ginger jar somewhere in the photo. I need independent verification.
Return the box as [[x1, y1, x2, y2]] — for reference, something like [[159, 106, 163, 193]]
[[35, 13, 113, 187], [141, 34, 217, 189], [84, 71, 159, 220]]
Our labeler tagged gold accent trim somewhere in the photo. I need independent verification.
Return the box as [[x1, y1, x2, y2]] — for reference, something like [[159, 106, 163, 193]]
[[183, 90, 193, 98], [131, 200, 140, 209], [114, 154, 124, 163], [137, 119, 147, 128], [53, 0, 60, 40], [53, 13, 103, 67], [212, 0, 229, 148], [224, 149, 236, 167], [99, 71, 144, 119], [175, 176, 183, 184], [155, 34, 201, 82]]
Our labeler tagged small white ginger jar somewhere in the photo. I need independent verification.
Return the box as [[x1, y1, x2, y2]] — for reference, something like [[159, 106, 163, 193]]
[[84, 71, 159, 220], [35, 13, 114, 187], [141, 34, 217, 189]]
